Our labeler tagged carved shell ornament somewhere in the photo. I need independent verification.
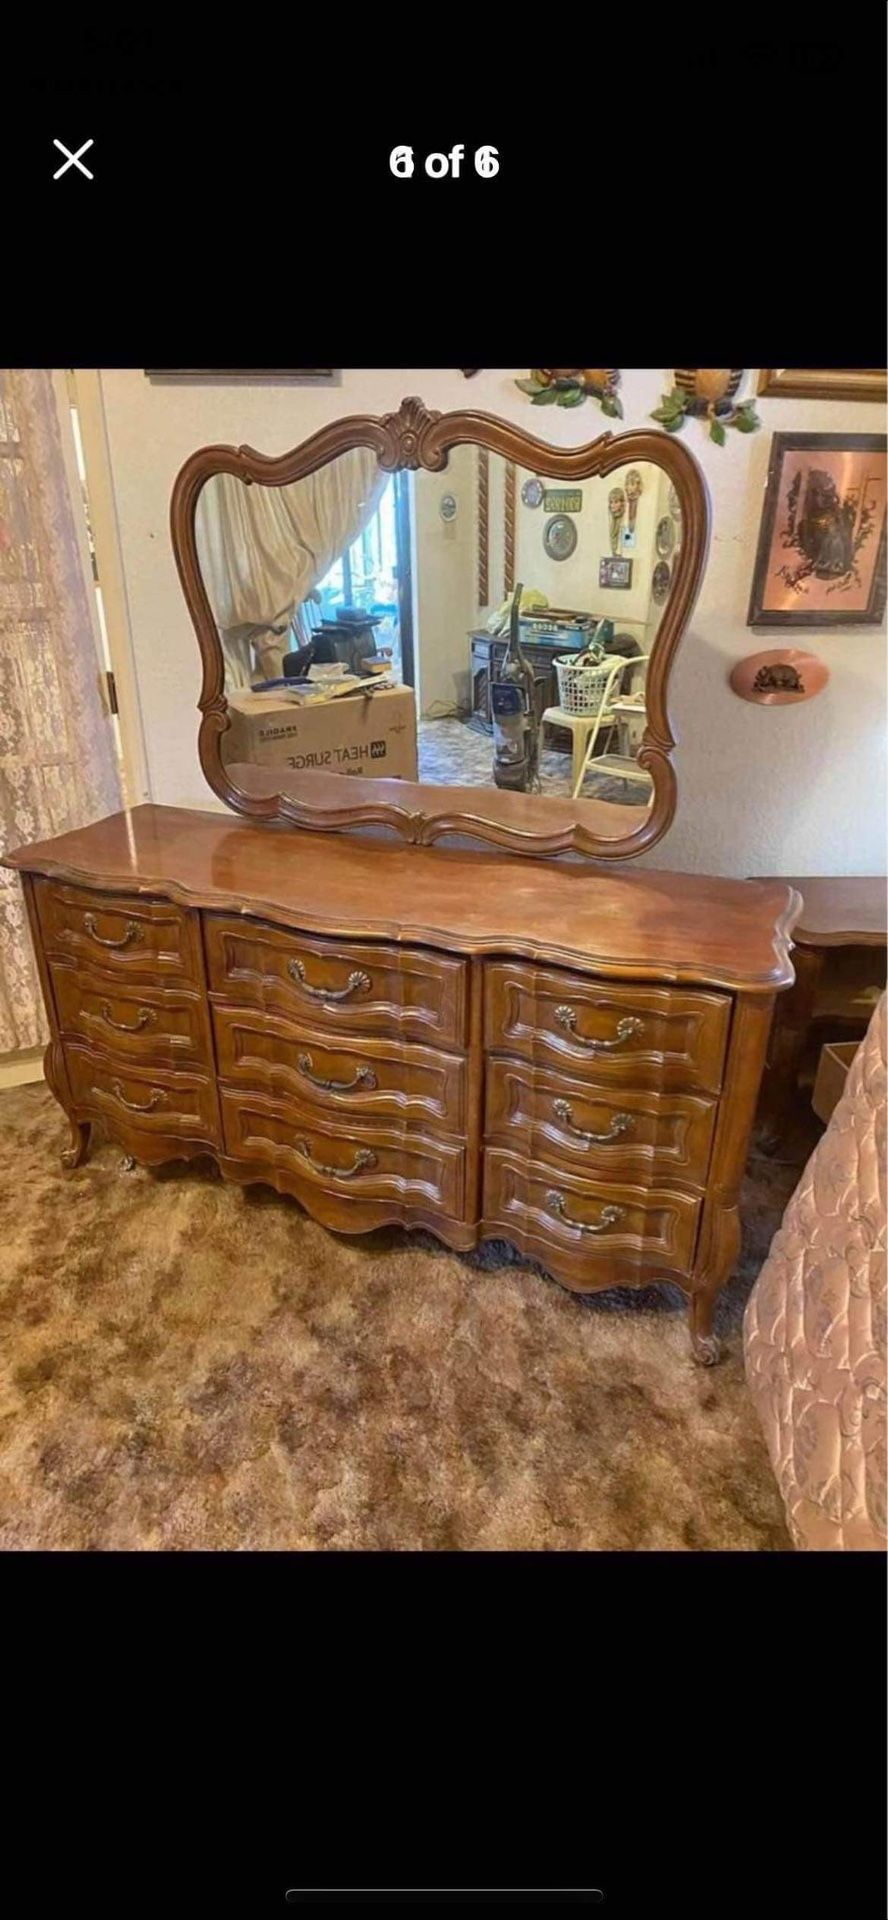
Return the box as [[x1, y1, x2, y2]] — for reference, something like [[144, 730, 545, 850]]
[[378, 396, 444, 470], [515, 369, 623, 417], [652, 370, 760, 445]]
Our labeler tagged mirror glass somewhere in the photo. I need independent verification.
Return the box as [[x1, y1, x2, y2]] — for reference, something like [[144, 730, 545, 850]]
[[194, 446, 682, 821]]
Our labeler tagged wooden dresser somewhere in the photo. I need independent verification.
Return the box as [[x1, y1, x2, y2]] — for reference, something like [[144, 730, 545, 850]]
[[5, 804, 798, 1366]]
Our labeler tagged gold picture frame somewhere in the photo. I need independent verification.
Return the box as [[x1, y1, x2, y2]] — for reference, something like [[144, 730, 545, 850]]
[[757, 369, 887, 401]]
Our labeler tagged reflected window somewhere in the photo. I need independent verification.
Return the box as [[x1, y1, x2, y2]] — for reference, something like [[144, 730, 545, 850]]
[[317, 475, 403, 676]]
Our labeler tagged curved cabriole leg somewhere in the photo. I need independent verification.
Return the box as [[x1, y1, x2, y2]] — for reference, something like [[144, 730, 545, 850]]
[[61, 1118, 91, 1170], [44, 1041, 91, 1170], [689, 1287, 722, 1367], [687, 1204, 737, 1367]]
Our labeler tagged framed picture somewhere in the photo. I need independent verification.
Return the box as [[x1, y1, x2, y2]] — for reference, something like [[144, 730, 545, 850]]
[[599, 556, 632, 589], [144, 369, 335, 378], [757, 369, 887, 401], [748, 432, 887, 628]]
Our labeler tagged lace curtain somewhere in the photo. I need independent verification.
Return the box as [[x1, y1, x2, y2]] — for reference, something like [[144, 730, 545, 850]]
[[194, 449, 389, 686], [0, 370, 122, 1053]]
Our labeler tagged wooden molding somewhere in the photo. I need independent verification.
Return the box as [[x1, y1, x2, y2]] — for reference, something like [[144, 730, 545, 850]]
[[504, 459, 517, 596], [169, 397, 712, 862], [757, 368, 887, 401], [477, 447, 489, 605]]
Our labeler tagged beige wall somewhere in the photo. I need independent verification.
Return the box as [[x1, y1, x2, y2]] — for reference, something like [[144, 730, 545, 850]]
[[509, 458, 660, 629], [413, 449, 477, 717], [94, 368, 887, 876]]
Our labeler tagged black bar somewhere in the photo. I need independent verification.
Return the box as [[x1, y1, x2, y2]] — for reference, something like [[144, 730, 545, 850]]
[[284, 1894, 605, 1906]]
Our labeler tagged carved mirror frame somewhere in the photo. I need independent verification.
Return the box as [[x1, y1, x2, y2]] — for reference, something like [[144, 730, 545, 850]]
[[170, 397, 710, 861]]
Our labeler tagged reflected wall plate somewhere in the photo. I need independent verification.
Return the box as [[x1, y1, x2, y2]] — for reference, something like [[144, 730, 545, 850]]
[[668, 483, 681, 518], [439, 492, 457, 522], [543, 514, 577, 560], [522, 476, 545, 509], [656, 515, 674, 557], [652, 561, 671, 602]]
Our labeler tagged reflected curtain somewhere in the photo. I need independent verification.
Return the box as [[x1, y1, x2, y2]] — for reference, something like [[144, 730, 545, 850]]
[[194, 449, 389, 686], [0, 370, 122, 1053]]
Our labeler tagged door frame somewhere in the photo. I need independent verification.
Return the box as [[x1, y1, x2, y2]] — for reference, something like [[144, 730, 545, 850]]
[[65, 370, 151, 807], [393, 468, 415, 690]]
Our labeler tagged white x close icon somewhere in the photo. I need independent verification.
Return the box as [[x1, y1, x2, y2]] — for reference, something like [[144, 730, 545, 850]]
[[53, 138, 94, 180]]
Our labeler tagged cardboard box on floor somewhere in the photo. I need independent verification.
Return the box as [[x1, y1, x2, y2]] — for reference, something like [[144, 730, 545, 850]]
[[221, 684, 418, 782]]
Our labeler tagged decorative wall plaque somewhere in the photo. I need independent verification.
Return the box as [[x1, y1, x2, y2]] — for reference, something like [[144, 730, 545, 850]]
[[543, 489, 583, 514], [608, 487, 626, 555], [730, 648, 830, 704], [625, 469, 644, 527]]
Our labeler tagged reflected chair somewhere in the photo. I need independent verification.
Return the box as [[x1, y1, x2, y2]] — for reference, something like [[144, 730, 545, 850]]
[[570, 653, 652, 800], [541, 654, 643, 796]]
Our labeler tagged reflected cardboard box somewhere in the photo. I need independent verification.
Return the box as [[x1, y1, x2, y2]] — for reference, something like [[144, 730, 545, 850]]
[[221, 685, 419, 782]]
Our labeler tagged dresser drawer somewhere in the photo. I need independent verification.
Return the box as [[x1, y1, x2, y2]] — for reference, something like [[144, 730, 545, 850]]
[[214, 1005, 467, 1134], [485, 1058, 716, 1188], [205, 915, 467, 1049], [483, 1147, 700, 1288], [484, 961, 730, 1094], [221, 1090, 465, 1218], [35, 880, 201, 986], [65, 1048, 220, 1144], [52, 965, 211, 1072]]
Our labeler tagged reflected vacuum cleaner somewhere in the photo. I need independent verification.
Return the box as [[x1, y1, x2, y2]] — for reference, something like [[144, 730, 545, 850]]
[[491, 582, 540, 792]]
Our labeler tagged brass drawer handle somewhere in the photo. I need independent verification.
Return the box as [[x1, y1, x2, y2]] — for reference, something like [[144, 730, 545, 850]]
[[297, 1052, 378, 1094], [287, 958, 371, 1002], [554, 1008, 644, 1051], [83, 912, 139, 950], [545, 1191, 625, 1235], [100, 1003, 156, 1034], [552, 1099, 634, 1145], [293, 1139, 377, 1179], [102, 1079, 164, 1113]]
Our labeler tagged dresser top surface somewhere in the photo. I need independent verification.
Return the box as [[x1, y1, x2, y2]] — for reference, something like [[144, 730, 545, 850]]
[[5, 804, 799, 992], [762, 874, 886, 946]]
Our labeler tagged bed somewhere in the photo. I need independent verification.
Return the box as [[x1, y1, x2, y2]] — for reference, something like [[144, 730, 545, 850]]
[[744, 994, 886, 1551]]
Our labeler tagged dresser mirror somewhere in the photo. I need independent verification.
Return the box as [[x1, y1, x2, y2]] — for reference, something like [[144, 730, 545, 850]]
[[172, 399, 709, 859]]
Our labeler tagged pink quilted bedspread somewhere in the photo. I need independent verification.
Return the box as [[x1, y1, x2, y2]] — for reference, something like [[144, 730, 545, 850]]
[[744, 994, 886, 1551]]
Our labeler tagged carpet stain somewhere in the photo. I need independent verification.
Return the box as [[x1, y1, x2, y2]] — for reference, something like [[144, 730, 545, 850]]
[[0, 1082, 817, 1550]]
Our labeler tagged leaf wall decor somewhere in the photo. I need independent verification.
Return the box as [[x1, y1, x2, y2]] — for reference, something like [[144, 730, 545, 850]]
[[515, 370, 623, 417], [651, 370, 760, 444]]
